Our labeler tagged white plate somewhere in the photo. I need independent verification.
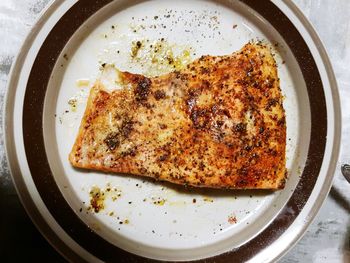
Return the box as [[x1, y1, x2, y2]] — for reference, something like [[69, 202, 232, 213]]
[[4, 0, 341, 262]]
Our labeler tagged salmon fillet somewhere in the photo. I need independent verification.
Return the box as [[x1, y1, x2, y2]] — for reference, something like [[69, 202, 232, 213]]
[[69, 42, 287, 189]]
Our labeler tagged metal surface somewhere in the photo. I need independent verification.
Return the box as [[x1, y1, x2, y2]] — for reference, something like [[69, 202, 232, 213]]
[[0, 0, 349, 262], [341, 164, 350, 183]]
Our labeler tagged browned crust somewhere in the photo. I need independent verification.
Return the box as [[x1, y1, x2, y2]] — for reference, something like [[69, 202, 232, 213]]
[[69, 42, 286, 189]]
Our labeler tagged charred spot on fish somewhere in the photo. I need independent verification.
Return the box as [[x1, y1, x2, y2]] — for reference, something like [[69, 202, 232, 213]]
[[159, 124, 168, 129], [139, 167, 147, 174], [121, 147, 137, 157], [152, 172, 161, 179], [201, 80, 210, 89], [236, 179, 248, 187], [185, 96, 196, 114], [246, 67, 254, 77], [120, 119, 134, 138], [104, 118, 134, 151], [199, 161, 205, 171], [187, 88, 199, 97], [135, 76, 151, 103], [265, 98, 279, 110], [250, 153, 259, 161], [234, 123, 247, 134], [222, 74, 230, 81], [190, 108, 211, 129], [200, 67, 210, 75], [277, 117, 285, 126], [225, 142, 234, 148], [221, 109, 231, 118], [159, 154, 169, 162], [211, 104, 219, 114], [198, 56, 206, 62], [212, 129, 225, 142], [154, 90, 166, 100], [278, 177, 286, 189], [268, 148, 278, 156], [216, 120, 224, 127], [264, 77, 275, 89], [244, 144, 253, 151], [104, 132, 120, 151], [174, 71, 181, 79], [252, 81, 260, 88], [225, 170, 232, 176]]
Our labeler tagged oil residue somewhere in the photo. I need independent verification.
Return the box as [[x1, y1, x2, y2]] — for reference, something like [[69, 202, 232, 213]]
[[129, 38, 193, 77], [88, 185, 122, 213]]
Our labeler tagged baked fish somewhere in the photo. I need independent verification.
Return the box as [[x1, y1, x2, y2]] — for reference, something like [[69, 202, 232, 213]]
[[69, 42, 286, 189]]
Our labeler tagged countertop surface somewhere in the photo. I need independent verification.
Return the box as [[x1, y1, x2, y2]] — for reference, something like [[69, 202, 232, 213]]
[[0, 0, 349, 262]]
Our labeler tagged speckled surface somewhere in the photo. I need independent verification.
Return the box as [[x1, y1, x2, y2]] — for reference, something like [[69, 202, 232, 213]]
[[0, 0, 349, 262]]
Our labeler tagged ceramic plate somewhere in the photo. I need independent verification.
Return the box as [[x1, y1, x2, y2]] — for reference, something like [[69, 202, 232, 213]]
[[4, 0, 341, 262]]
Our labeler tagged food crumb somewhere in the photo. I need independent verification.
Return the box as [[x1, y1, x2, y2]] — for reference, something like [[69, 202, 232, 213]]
[[131, 40, 143, 58], [228, 214, 237, 224], [68, 98, 78, 112], [152, 197, 166, 205], [203, 197, 213, 202], [89, 186, 105, 213]]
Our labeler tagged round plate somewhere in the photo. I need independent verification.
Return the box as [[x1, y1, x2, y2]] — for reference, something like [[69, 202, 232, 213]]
[[4, 0, 341, 262]]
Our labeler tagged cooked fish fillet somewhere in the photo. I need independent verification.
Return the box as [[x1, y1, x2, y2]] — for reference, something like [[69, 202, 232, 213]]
[[69, 42, 286, 189]]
